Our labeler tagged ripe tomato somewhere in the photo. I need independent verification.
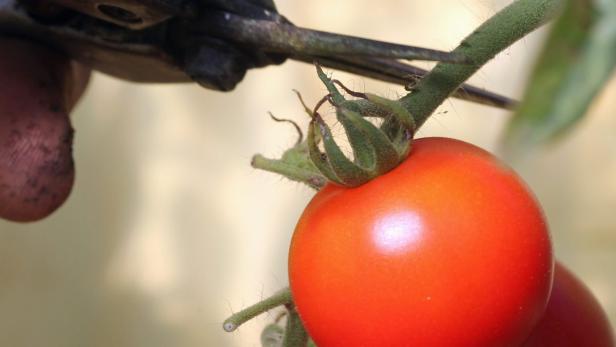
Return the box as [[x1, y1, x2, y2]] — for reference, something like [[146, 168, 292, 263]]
[[288, 137, 553, 347], [523, 262, 614, 347]]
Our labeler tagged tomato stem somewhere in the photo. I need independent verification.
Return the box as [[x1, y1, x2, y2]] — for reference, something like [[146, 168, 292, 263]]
[[261, 323, 285, 346], [222, 287, 292, 332], [399, 0, 565, 127], [282, 304, 309, 347]]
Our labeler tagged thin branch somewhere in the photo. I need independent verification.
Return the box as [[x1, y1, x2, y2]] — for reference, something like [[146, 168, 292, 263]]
[[400, 0, 565, 127], [223, 288, 292, 332], [282, 304, 309, 347]]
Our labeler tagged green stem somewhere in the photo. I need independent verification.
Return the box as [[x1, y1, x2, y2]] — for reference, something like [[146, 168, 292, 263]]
[[223, 288, 292, 332], [282, 304, 309, 347], [400, 0, 565, 127]]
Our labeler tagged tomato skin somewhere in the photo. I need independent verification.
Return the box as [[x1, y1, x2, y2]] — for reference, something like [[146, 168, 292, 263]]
[[523, 263, 614, 347], [288, 137, 553, 347]]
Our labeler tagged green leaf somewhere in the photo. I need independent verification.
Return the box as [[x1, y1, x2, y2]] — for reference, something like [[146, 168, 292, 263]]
[[505, 0, 616, 152], [307, 119, 345, 186], [336, 107, 376, 169], [314, 115, 374, 186], [365, 93, 416, 131], [338, 108, 401, 173]]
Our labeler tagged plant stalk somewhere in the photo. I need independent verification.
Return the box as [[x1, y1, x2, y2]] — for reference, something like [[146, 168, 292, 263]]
[[400, 0, 565, 127], [223, 288, 292, 332], [282, 304, 309, 347]]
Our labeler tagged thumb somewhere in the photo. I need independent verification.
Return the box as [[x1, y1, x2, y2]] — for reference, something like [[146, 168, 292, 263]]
[[0, 38, 89, 222]]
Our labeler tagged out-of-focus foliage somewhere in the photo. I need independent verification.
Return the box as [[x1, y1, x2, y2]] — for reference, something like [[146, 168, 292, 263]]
[[505, 0, 616, 151]]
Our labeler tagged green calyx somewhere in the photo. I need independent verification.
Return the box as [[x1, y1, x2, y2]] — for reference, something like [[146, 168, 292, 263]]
[[309, 65, 415, 187], [252, 64, 417, 189], [251, 113, 327, 190]]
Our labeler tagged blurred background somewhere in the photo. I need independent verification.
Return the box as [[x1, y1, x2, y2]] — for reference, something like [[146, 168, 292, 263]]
[[1, 0, 615, 346]]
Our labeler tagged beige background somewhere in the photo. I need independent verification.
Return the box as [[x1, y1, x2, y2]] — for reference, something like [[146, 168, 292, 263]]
[[1, 1, 615, 346]]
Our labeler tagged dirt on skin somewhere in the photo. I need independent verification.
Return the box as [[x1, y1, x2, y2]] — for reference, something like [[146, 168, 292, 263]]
[[0, 38, 89, 222]]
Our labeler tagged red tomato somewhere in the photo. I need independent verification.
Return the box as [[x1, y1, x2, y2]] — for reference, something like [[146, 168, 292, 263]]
[[523, 262, 614, 347], [288, 137, 553, 347]]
